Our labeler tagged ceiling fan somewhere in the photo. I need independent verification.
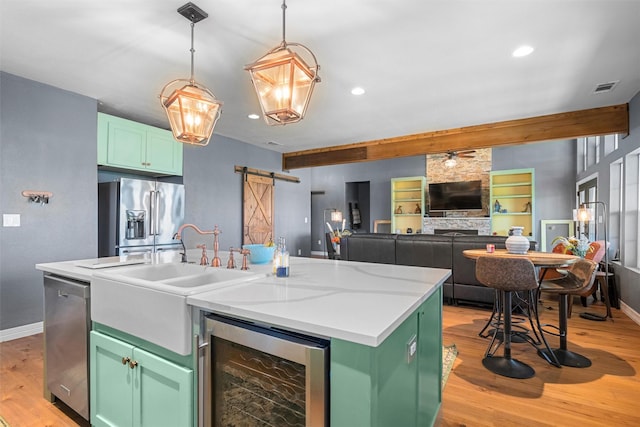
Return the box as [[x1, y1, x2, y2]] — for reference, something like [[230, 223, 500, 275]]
[[435, 150, 476, 167]]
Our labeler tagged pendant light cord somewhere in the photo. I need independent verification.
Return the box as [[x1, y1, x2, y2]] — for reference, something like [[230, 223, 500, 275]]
[[281, 0, 287, 46], [189, 20, 196, 84]]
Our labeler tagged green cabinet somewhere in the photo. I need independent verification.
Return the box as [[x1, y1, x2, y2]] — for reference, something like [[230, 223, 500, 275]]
[[391, 176, 426, 234], [90, 331, 193, 427], [330, 287, 442, 426], [490, 168, 535, 238], [97, 113, 183, 176]]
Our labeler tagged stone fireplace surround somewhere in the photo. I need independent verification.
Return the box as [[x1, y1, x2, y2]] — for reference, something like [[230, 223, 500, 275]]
[[423, 217, 491, 235]]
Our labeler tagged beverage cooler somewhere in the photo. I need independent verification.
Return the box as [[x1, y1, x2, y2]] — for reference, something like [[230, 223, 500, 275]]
[[202, 314, 329, 426]]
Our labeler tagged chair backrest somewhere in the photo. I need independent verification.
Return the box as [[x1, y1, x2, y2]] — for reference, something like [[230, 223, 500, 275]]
[[565, 258, 598, 296], [475, 256, 539, 292], [585, 240, 606, 264], [542, 240, 606, 281]]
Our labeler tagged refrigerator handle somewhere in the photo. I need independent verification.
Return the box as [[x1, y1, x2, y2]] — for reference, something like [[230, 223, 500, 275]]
[[150, 190, 157, 236]]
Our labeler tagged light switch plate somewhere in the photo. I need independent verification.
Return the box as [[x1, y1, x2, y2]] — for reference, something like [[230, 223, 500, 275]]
[[3, 214, 21, 227]]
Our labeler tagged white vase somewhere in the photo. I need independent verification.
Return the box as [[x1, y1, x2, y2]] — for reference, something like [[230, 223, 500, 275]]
[[505, 226, 529, 254]]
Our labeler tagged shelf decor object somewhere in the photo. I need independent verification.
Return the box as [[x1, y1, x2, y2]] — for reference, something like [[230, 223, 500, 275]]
[[245, 0, 321, 126], [160, 2, 223, 146], [505, 226, 530, 254]]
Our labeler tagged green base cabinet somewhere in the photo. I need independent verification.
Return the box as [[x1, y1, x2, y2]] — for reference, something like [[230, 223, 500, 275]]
[[90, 331, 193, 427], [331, 287, 442, 427], [98, 113, 183, 176]]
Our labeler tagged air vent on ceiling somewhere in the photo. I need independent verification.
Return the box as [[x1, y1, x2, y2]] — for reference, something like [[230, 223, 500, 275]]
[[267, 141, 283, 146], [593, 81, 619, 94]]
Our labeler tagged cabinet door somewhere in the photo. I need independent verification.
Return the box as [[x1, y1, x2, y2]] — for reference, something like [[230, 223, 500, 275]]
[[145, 128, 183, 175], [90, 331, 134, 427], [132, 347, 193, 427], [106, 118, 147, 170]]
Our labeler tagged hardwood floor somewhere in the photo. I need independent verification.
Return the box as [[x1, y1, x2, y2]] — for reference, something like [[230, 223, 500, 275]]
[[1, 298, 639, 426]]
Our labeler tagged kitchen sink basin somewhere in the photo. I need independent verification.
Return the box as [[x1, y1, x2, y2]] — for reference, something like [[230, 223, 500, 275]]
[[96, 263, 262, 294], [91, 262, 266, 355]]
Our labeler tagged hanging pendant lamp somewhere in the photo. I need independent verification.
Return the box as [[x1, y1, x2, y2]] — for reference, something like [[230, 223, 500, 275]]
[[245, 0, 321, 126], [160, 2, 222, 146]]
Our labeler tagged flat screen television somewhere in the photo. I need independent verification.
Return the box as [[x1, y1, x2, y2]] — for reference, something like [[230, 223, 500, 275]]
[[428, 180, 482, 211]]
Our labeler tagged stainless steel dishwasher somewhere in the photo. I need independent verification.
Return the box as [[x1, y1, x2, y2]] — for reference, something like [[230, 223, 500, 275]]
[[44, 274, 90, 420]]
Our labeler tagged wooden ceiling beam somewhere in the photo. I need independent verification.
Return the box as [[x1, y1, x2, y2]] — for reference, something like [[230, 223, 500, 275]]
[[282, 104, 629, 170]]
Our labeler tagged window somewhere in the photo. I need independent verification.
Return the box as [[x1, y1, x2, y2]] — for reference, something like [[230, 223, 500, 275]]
[[623, 149, 640, 268]]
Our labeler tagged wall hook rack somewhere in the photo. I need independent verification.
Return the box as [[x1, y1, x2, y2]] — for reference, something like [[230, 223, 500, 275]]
[[22, 190, 52, 205]]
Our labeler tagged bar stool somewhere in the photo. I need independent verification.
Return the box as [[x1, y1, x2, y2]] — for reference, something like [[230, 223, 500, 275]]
[[539, 258, 598, 367], [476, 256, 556, 379]]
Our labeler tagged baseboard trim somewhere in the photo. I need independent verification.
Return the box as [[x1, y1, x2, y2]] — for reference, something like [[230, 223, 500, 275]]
[[620, 301, 640, 327], [0, 321, 43, 342]]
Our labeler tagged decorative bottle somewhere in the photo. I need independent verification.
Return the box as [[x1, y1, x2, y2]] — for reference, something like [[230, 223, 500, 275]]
[[275, 237, 290, 278], [505, 226, 530, 254], [272, 238, 281, 275]]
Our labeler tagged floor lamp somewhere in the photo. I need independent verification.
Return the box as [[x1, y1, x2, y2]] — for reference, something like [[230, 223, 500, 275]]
[[575, 201, 609, 321]]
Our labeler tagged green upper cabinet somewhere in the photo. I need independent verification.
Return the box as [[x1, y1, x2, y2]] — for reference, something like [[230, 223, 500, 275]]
[[97, 112, 183, 176], [90, 330, 194, 427]]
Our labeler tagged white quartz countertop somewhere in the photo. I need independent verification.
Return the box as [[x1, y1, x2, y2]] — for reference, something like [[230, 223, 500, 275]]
[[36, 252, 450, 348], [188, 257, 450, 347]]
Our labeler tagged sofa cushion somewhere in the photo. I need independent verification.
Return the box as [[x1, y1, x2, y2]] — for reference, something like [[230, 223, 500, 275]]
[[341, 234, 397, 264], [396, 234, 453, 283]]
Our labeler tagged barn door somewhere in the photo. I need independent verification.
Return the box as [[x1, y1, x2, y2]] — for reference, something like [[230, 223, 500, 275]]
[[243, 173, 274, 245]]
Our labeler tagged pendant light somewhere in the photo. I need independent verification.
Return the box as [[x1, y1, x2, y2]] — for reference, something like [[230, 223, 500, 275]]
[[160, 2, 222, 146], [245, 0, 321, 126]]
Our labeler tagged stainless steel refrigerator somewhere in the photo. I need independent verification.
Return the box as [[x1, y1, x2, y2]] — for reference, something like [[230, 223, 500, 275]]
[[98, 178, 185, 256]]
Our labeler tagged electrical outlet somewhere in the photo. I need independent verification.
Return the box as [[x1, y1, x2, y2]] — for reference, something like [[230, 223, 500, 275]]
[[298, 249, 301, 255], [318, 239, 321, 246], [406, 335, 417, 364]]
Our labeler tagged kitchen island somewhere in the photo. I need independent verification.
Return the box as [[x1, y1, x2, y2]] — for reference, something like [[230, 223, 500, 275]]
[[37, 253, 449, 427]]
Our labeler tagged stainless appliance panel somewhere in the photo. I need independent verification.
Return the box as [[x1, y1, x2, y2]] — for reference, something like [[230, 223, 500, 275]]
[[203, 315, 328, 427], [44, 275, 90, 420], [154, 181, 185, 246], [118, 178, 155, 248], [98, 178, 185, 256]]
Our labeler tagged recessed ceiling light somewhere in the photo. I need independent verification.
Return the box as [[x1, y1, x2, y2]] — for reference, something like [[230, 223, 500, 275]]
[[351, 87, 365, 96], [512, 45, 534, 58], [248, 113, 260, 120]]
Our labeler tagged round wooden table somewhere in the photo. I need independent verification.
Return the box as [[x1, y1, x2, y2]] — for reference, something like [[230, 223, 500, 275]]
[[462, 248, 579, 267]]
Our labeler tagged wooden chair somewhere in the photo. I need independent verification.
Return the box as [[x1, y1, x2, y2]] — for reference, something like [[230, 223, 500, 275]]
[[475, 256, 559, 379], [539, 258, 598, 367]]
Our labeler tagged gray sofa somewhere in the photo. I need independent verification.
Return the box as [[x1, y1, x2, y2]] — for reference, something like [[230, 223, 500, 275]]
[[340, 233, 537, 306]]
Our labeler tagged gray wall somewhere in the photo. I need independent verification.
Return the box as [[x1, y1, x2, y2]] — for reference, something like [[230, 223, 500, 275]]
[[182, 134, 311, 257], [493, 139, 577, 246], [0, 72, 98, 330], [309, 156, 426, 254]]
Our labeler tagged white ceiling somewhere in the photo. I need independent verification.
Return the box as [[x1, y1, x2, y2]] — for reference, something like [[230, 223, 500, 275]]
[[2, 0, 639, 154]]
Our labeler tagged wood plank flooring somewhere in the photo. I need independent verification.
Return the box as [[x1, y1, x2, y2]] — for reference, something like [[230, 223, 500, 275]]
[[1, 298, 639, 426]]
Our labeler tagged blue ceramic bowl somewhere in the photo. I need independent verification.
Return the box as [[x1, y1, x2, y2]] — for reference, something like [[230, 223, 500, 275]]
[[242, 244, 276, 264]]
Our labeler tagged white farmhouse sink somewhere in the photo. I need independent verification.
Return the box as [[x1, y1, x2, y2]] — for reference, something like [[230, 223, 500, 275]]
[[91, 263, 265, 355]]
